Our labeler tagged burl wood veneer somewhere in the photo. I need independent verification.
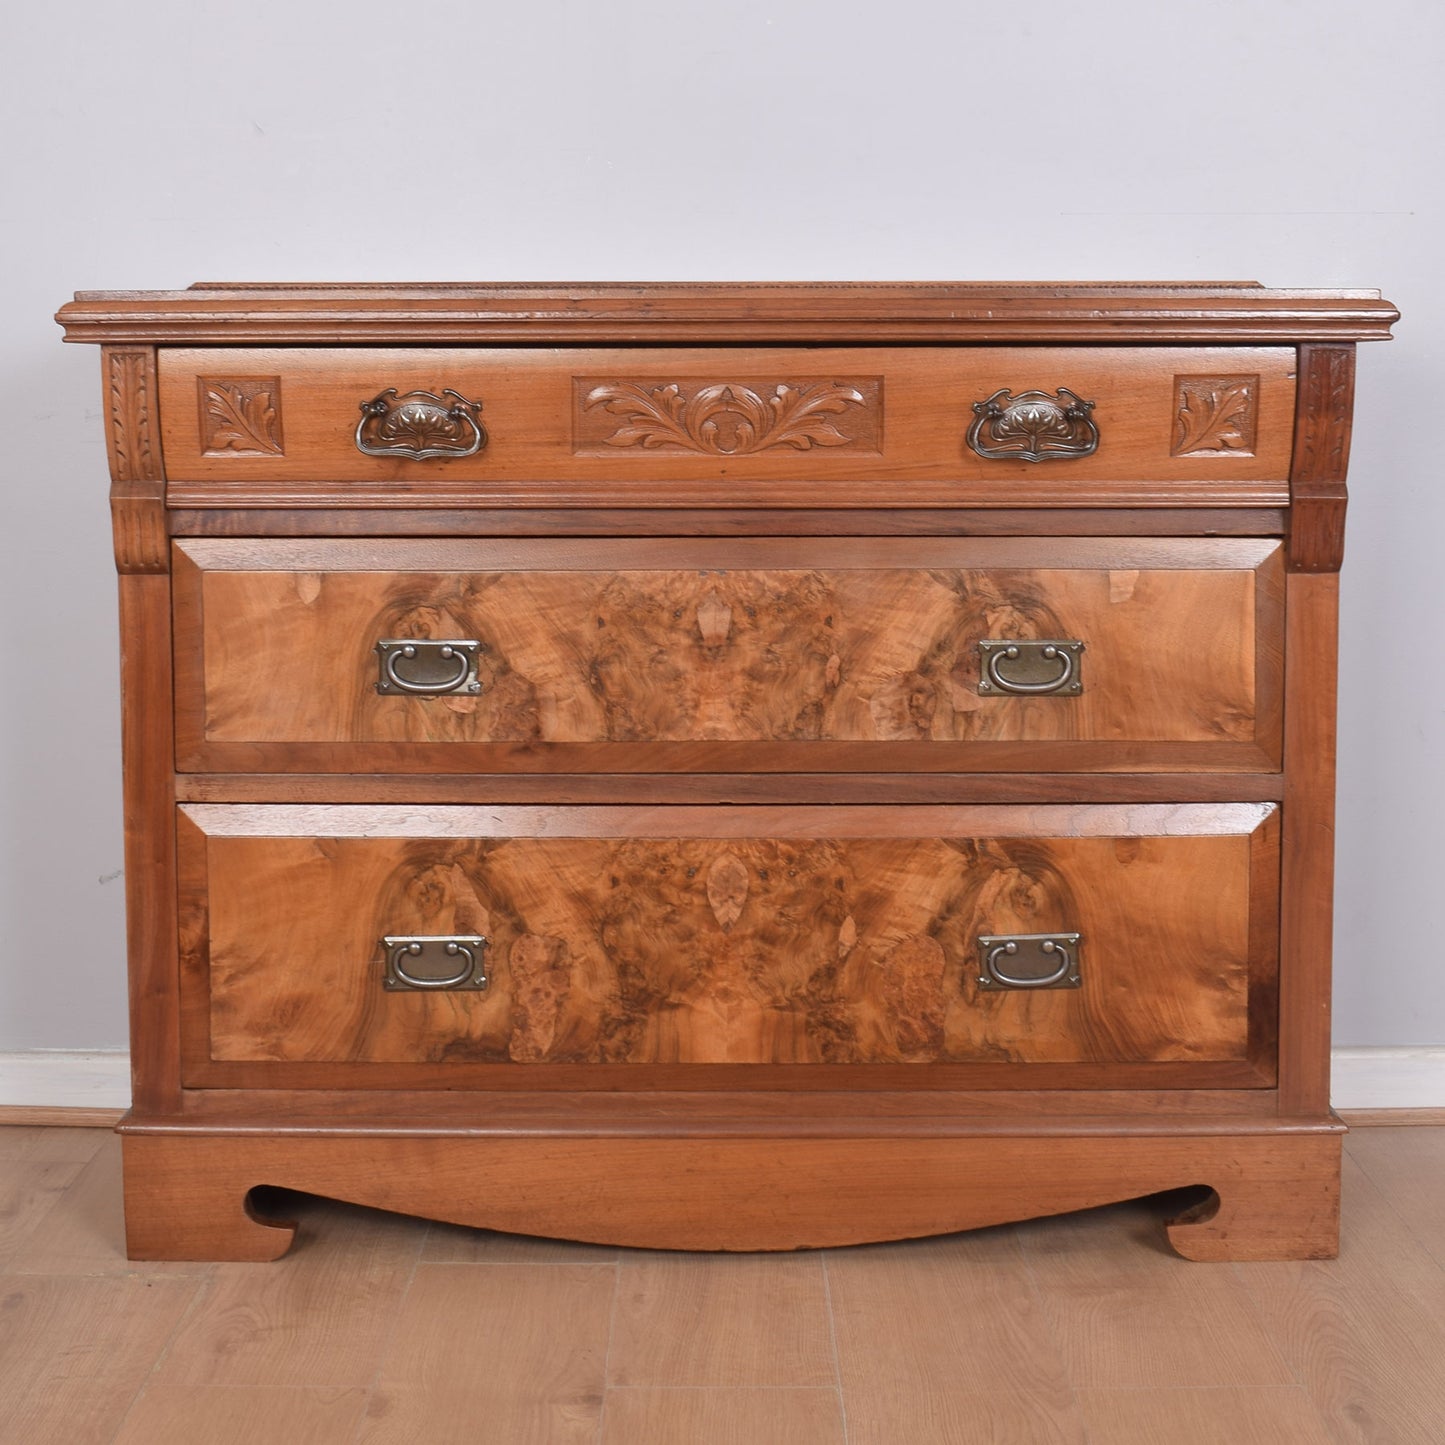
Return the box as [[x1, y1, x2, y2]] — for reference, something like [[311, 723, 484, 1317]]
[[56, 282, 1396, 1261]]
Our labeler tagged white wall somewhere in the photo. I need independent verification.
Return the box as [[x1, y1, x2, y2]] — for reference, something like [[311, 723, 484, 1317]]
[[1, 0, 1439, 1052]]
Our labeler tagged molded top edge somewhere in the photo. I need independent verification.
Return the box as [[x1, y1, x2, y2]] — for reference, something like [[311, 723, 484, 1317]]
[[56, 281, 1398, 344]]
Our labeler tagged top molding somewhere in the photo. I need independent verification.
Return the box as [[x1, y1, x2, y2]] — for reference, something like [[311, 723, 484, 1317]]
[[57, 281, 1399, 346]]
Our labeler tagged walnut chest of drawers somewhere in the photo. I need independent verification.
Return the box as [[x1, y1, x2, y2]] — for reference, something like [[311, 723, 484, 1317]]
[[57, 282, 1397, 1261]]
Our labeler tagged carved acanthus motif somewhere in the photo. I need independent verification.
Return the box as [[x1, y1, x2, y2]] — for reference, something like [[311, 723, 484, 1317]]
[[578, 378, 879, 456], [107, 347, 161, 483], [1172, 375, 1258, 457], [105, 347, 167, 573], [199, 378, 284, 456]]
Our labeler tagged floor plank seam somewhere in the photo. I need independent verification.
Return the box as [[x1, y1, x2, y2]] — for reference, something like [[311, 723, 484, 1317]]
[[1342, 1129, 1445, 1273], [594, 1258, 623, 1445], [345, 1213, 428, 1445], [103, 1269, 213, 1445], [1012, 1222, 1091, 1438], [1226, 1255, 1312, 1397], [819, 1251, 850, 1445], [603, 1382, 849, 1391]]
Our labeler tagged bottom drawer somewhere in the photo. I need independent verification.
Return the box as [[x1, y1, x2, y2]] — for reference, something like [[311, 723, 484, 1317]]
[[178, 803, 1279, 1090]]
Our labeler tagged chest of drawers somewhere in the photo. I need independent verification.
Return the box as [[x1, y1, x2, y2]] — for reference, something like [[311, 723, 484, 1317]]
[[58, 282, 1397, 1261]]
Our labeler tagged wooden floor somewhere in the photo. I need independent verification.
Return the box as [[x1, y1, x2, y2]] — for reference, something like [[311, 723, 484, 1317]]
[[1, 1126, 1443, 1443]]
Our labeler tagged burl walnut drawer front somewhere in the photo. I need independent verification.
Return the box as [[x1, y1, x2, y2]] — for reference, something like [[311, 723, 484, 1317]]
[[177, 803, 1279, 1090], [158, 346, 1295, 508], [173, 536, 1282, 774]]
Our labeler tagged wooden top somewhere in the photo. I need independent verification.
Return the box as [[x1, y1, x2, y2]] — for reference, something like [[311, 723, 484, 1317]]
[[57, 281, 1398, 345]]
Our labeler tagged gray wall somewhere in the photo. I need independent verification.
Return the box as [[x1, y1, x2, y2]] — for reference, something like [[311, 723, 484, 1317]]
[[1, 0, 1438, 1050]]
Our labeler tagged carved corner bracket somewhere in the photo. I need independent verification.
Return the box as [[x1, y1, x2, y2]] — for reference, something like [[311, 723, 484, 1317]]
[[1288, 345, 1356, 573], [104, 346, 168, 574]]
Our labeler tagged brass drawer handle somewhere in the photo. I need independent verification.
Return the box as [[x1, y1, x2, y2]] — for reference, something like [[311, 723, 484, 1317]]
[[356, 388, 487, 459], [967, 387, 1098, 462], [375, 639, 483, 696], [382, 935, 489, 991], [977, 933, 1081, 990], [978, 639, 1084, 696]]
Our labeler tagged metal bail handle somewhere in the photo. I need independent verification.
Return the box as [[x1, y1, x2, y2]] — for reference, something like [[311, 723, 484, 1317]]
[[966, 387, 1099, 462], [374, 639, 483, 697], [382, 935, 490, 991], [355, 387, 487, 459], [977, 639, 1084, 697], [976, 933, 1082, 990]]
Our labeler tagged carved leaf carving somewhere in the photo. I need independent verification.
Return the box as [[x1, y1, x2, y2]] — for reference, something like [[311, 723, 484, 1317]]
[[1173, 375, 1257, 456], [706, 852, 750, 932], [585, 379, 867, 455], [200, 378, 284, 455]]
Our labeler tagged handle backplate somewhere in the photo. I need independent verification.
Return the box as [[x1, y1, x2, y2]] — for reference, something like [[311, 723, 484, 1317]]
[[978, 639, 1084, 697], [382, 935, 490, 991], [356, 388, 487, 459], [375, 639, 483, 696], [967, 387, 1098, 462], [976, 933, 1082, 990]]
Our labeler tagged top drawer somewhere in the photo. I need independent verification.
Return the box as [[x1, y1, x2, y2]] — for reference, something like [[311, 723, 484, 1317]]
[[158, 347, 1296, 508]]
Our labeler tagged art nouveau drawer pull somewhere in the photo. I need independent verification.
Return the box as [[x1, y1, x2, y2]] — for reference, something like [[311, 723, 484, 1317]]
[[977, 639, 1084, 696], [382, 935, 489, 991], [355, 388, 487, 459], [375, 639, 483, 696], [976, 933, 1082, 990], [966, 387, 1098, 461]]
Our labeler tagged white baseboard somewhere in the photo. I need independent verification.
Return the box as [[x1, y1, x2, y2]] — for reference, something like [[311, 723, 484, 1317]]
[[0, 1047, 1442, 1115], [1330, 1047, 1445, 1110], [0, 1051, 131, 1110]]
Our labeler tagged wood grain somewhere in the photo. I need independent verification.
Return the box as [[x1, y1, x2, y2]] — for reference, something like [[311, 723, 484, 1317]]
[[608, 1254, 834, 1385], [169, 504, 1289, 537], [174, 536, 1282, 774], [56, 281, 1401, 345], [1074, 1387, 1330, 1444], [174, 771, 1290, 805], [0, 1272, 201, 1441], [178, 803, 1276, 1077], [1278, 572, 1339, 1117], [118, 573, 181, 1113], [1023, 1189, 1325, 1375], [601, 1389, 844, 1445], [62, 280, 1390, 1266], [148, 1194, 421, 1385], [115, 1127, 1345, 1258], [114, 1387, 369, 1445], [1234, 1154, 1445, 1440], [12, 1124, 1445, 1437], [360, 1261, 612, 1444], [155, 346, 1297, 506], [103, 344, 168, 573], [828, 1233, 1079, 1444], [126, 1086, 1285, 1128], [1288, 343, 1356, 572]]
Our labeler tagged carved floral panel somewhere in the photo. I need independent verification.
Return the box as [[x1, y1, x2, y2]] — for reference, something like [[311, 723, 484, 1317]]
[[575, 376, 882, 456], [1172, 374, 1258, 457], [198, 377, 285, 456]]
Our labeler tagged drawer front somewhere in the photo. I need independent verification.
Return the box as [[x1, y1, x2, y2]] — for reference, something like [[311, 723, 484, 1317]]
[[174, 537, 1282, 774], [178, 803, 1279, 1090], [158, 346, 1295, 508]]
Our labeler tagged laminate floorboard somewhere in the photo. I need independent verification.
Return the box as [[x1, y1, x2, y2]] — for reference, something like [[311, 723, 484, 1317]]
[[0, 1125, 1441, 1444]]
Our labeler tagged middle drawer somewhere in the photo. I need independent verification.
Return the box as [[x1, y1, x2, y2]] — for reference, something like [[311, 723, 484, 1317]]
[[174, 536, 1282, 774]]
